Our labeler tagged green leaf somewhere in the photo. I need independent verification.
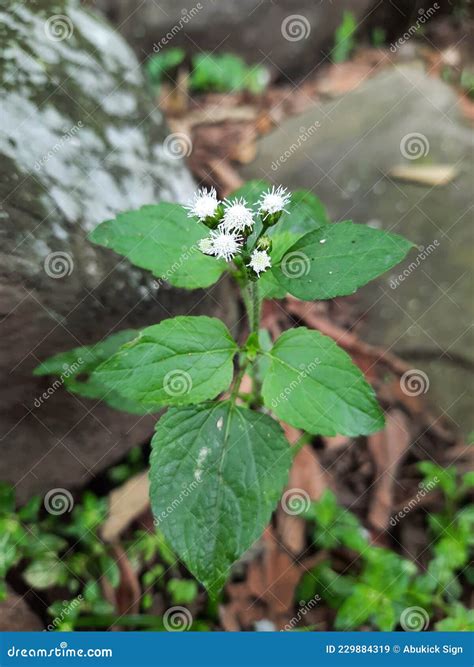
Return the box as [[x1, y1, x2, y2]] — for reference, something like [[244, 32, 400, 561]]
[[435, 604, 474, 631], [332, 11, 357, 63], [0, 483, 15, 515], [190, 53, 269, 94], [18, 496, 41, 522], [167, 578, 199, 604], [228, 185, 329, 299], [262, 328, 384, 436], [25, 533, 67, 559], [146, 48, 186, 88], [273, 222, 413, 301], [259, 233, 294, 299], [372, 599, 397, 631], [261, 191, 330, 299], [308, 490, 367, 552], [335, 583, 374, 629], [273, 190, 329, 238], [150, 402, 291, 595], [23, 558, 66, 589], [34, 330, 138, 378], [88, 203, 226, 289], [228, 180, 270, 207], [33, 330, 149, 414], [93, 317, 238, 410]]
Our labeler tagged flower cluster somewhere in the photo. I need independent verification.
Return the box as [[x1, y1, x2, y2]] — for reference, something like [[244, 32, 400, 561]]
[[185, 185, 291, 277]]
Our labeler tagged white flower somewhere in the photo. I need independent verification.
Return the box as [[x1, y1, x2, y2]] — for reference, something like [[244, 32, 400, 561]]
[[198, 236, 215, 255], [248, 249, 272, 275], [186, 187, 219, 221], [258, 185, 291, 217], [222, 198, 254, 232], [209, 228, 243, 261]]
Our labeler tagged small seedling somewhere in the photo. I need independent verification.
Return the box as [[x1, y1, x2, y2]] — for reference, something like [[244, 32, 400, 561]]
[[332, 11, 358, 63]]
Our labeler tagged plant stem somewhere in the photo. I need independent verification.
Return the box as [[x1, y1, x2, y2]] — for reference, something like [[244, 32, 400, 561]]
[[230, 361, 249, 406], [241, 282, 253, 324], [250, 281, 261, 335]]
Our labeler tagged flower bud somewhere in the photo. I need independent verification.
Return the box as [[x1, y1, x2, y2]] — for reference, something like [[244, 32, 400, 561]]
[[257, 235, 272, 253], [202, 203, 224, 229], [261, 210, 283, 228]]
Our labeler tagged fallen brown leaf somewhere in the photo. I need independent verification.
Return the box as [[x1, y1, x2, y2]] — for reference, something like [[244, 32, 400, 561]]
[[101, 471, 150, 543], [367, 409, 412, 540], [389, 165, 459, 186]]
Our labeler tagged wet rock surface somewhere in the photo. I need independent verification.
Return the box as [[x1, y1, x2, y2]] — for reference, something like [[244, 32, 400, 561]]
[[0, 0, 236, 502], [93, 0, 375, 78], [242, 65, 474, 433]]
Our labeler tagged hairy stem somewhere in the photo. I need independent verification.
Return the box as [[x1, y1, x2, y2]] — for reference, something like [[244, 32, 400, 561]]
[[250, 281, 261, 335]]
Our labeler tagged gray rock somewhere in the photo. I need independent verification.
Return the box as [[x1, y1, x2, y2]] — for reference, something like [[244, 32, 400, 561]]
[[0, 587, 43, 631], [94, 0, 374, 78], [0, 0, 235, 502], [242, 65, 474, 433]]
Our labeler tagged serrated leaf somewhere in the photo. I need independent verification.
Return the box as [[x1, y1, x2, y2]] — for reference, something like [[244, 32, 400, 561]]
[[273, 189, 329, 238], [34, 330, 138, 377], [149, 402, 291, 594], [88, 202, 226, 289], [261, 190, 329, 299], [273, 221, 413, 300], [33, 330, 149, 414], [93, 317, 238, 410], [262, 328, 384, 436], [259, 232, 294, 299]]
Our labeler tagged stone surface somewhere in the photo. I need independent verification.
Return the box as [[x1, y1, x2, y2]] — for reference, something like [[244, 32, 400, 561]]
[[0, 0, 236, 502], [242, 65, 474, 433], [0, 587, 44, 631], [93, 0, 375, 78]]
